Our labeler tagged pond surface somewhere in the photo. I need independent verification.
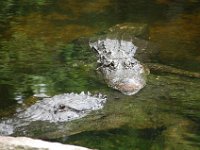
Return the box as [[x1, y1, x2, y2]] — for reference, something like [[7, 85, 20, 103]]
[[0, 0, 200, 150]]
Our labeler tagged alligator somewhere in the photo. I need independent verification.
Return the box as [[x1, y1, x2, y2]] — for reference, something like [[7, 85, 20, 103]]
[[90, 38, 149, 95], [0, 92, 106, 135], [89, 23, 200, 95]]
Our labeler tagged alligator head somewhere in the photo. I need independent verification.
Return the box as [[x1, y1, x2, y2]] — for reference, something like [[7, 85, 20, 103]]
[[90, 38, 149, 95], [0, 92, 106, 135]]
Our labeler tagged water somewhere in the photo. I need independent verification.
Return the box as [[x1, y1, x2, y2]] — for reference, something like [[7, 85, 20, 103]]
[[0, 0, 200, 149]]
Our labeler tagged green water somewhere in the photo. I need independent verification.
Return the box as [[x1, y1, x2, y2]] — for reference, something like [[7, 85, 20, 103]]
[[0, 0, 200, 150]]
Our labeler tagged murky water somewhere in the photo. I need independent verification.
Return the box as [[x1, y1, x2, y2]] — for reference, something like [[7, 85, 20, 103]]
[[0, 0, 200, 150]]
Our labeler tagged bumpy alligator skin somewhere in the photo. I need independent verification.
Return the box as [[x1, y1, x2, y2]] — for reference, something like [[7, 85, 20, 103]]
[[0, 92, 106, 135], [90, 38, 149, 95]]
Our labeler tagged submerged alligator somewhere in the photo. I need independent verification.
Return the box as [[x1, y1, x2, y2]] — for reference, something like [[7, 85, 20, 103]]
[[88, 23, 150, 95], [89, 23, 200, 95], [0, 92, 106, 135], [90, 38, 149, 95]]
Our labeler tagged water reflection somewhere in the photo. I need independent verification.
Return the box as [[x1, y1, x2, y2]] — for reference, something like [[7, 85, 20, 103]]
[[0, 0, 200, 149], [0, 34, 103, 117], [65, 126, 166, 150], [150, 11, 200, 71], [0, 84, 15, 109]]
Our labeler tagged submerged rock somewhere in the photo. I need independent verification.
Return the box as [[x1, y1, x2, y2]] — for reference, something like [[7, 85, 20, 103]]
[[0, 136, 92, 150], [0, 92, 106, 135]]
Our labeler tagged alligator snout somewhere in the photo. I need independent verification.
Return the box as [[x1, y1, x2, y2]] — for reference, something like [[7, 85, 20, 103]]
[[116, 79, 145, 95]]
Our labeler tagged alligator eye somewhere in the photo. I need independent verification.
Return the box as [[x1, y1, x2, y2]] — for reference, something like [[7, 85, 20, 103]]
[[109, 61, 116, 70], [59, 104, 66, 110], [103, 49, 107, 53], [107, 52, 111, 55], [131, 61, 137, 66], [123, 62, 131, 68]]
